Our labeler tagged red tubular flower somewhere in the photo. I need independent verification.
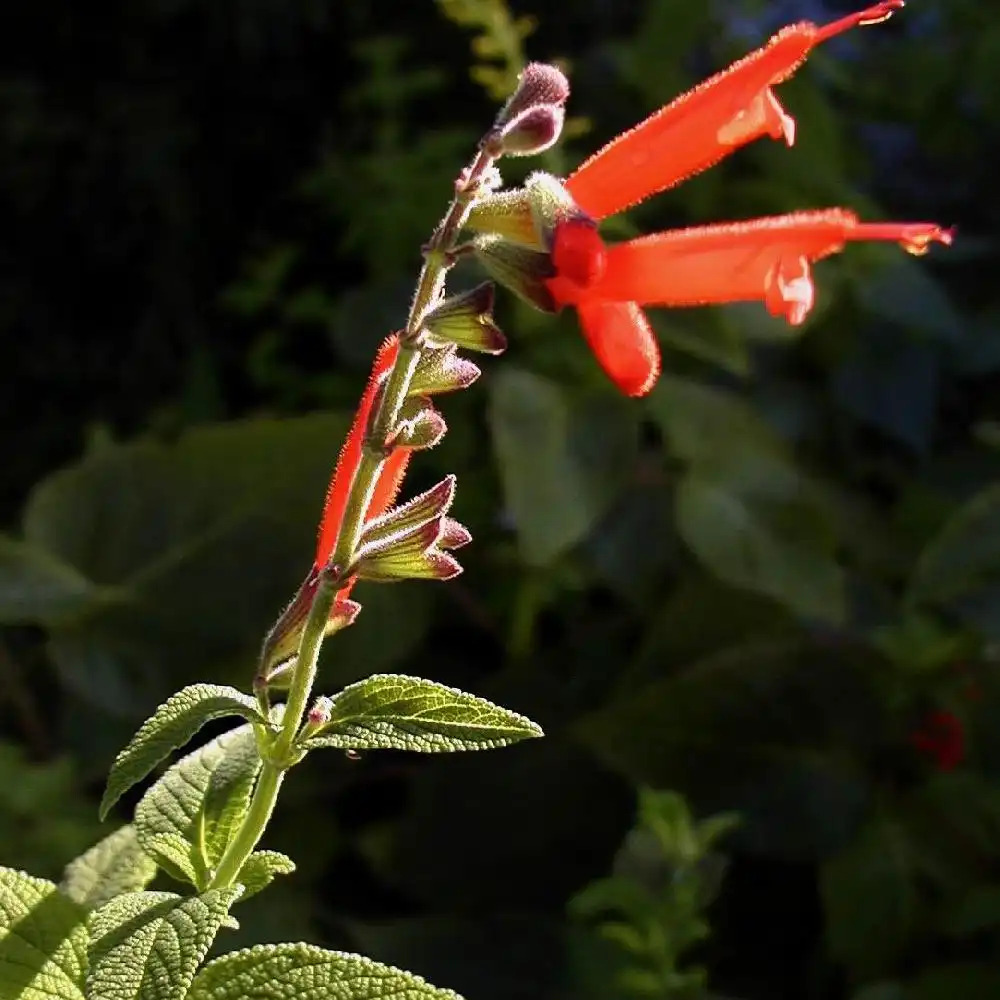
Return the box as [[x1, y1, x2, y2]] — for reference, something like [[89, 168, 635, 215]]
[[315, 334, 411, 598], [543, 2, 953, 398]]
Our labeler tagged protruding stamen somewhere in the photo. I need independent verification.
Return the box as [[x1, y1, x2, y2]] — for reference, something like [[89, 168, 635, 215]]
[[814, 1, 905, 44]]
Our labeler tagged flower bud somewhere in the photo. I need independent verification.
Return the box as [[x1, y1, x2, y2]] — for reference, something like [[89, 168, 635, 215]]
[[473, 235, 557, 312], [494, 62, 570, 131], [465, 171, 581, 251], [394, 396, 447, 449], [353, 477, 465, 583], [440, 517, 473, 550], [497, 103, 565, 157], [423, 282, 506, 355], [258, 568, 362, 686], [409, 346, 482, 397]]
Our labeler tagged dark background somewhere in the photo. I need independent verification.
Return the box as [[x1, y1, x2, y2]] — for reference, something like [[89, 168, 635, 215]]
[[2, 1, 999, 998]]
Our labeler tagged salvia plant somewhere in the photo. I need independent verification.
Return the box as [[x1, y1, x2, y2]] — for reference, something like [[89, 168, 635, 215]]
[[0, 4, 951, 999]]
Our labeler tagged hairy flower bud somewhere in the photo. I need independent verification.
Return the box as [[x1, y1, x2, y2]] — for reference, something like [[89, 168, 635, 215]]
[[473, 235, 557, 312], [258, 568, 362, 686], [465, 171, 581, 251], [353, 477, 465, 583], [409, 346, 482, 397], [395, 397, 447, 449], [423, 282, 506, 355], [497, 103, 565, 157], [494, 62, 570, 131]]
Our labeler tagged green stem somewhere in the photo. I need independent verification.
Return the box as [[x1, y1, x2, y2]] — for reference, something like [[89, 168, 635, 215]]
[[209, 762, 284, 888], [209, 142, 499, 889]]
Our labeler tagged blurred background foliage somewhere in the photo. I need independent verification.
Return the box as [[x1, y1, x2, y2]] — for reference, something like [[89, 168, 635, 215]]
[[1, 0, 999, 997]]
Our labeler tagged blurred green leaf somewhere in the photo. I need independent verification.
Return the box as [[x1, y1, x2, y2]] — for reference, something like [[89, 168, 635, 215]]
[[489, 368, 636, 565], [648, 375, 845, 621], [906, 964, 1000, 1000], [910, 483, 1000, 611], [577, 640, 879, 856], [21, 414, 349, 715], [60, 826, 158, 911], [676, 464, 846, 623], [821, 812, 919, 981], [0, 535, 110, 626]]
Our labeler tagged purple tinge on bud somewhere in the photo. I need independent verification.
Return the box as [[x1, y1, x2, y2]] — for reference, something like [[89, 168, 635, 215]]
[[423, 282, 507, 355], [356, 518, 464, 582], [409, 346, 482, 397], [307, 696, 333, 728], [258, 568, 363, 686], [498, 103, 565, 157], [352, 476, 465, 583], [473, 236, 557, 313], [495, 62, 570, 130], [440, 517, 473, 550], [395, 396, 447, 449]]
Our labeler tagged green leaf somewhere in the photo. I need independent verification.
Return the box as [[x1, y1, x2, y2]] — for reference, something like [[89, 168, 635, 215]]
[[87, 887, 242, 1000], [647, 374, 781, 464], [22, 414, 350, 715], [134, 724, 261, 888], [0, 867, 88, 1000], [60, 826, 158, 910], [305, 674, 543, 753], [576, 640, 879, 856], [489, 368, 635, 565], [906, 964, 1000, 1000], [0, 534, 110, 626], [187, 942, 463, 1000], [910, 483, 1000, 608], [820, 812, 918, 980], [675, 465, 846, 623], [235, 851, 296, 902], [100, 683, 265, 819], [648, 375, 845, 622]]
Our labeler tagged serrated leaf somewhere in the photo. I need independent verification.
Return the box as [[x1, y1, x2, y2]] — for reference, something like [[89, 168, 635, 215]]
[[87, 887, 242, 1000], [489, 368, 636, 565], [187, 942, 463, 1000], [304, 674, 543, 753], [101, 684, 265, 819], [60, 826, 158, 910], [235, 851, 296, 902], [0, 867, 88, 1000], [0, 534, 111, 626], [134, 725, 261, 888]]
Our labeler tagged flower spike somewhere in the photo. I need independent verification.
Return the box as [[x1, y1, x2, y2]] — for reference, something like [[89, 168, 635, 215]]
[[565, 2, 907, 220]]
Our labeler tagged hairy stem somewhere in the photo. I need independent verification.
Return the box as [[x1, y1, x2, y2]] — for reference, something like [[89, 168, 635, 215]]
[[209, 762, 284, 889], [209, 143, 498, 889]]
